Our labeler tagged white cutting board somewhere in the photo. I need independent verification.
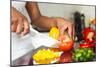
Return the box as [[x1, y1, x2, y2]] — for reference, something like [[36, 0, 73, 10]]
[[12, 32, 34, 61]]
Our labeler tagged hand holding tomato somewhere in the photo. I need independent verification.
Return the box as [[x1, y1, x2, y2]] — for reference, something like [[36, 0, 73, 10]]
[[49, 26, 74, 52]]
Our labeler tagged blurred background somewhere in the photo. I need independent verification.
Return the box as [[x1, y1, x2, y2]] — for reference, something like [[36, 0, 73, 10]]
[[37, 2, 95, 27]]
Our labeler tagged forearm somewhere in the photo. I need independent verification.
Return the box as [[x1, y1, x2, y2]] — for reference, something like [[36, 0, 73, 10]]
[[25, 2, 41, 22], [32, 16, 57, 30], [25, 2, 57, 30]]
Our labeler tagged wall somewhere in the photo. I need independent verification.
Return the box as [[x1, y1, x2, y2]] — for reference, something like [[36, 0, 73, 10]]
[[38, 2, 95, 27]]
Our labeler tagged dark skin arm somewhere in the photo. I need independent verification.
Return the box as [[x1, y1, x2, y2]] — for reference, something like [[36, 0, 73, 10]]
[[25, 2, 57, 31], [25, 2, 74, 38]]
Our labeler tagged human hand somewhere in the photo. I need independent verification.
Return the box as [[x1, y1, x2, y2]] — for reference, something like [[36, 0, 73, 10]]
[[11, 7, 30, 36], [55, 17, 74, 38]]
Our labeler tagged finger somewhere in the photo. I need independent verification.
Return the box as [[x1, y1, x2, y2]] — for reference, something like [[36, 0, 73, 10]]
[[11, 19, 18, 32], [59, 25, 68, 35], [68, 23, 73, 38], [72, 24, 75, 39], [21, 20, 29, 36], [59, 29, 64, 35], [16, 17, 23, 34], [11, 24, 17, 32], [12, 17, 17, 24]]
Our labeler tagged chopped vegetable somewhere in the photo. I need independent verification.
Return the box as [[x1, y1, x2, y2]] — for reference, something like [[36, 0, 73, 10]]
[[33, 49, 61, 64], [82, 27, 96, 43], [49, 27, 60, 40], [73, 48, 95, 62], [80, 42, 95, 48]]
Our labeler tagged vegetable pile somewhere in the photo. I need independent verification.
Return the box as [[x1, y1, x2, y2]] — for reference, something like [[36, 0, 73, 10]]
[[73, 48, 95, 62], [33, 49, 61, 64], [49, 26, 96, 63], [32, 24, 96, 64]]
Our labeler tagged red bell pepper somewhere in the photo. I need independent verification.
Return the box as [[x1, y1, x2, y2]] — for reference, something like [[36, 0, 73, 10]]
[[82, 27, 96, 43], [80, 42, 95, 48]]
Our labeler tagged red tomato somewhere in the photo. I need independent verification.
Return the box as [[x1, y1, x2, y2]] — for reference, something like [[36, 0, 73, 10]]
[[58, 34, 74, 51], [59, 40, 74, 51]]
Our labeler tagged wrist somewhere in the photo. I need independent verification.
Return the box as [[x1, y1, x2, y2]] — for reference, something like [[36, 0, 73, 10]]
[[53, 17, 64, 29], [51, 17, 58, 27], [50, 17, 60, 28]]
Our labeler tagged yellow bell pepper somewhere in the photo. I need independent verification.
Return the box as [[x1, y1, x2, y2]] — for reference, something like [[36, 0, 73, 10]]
[[49, 27, 60, 40], [32, 49, 60, 64]]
